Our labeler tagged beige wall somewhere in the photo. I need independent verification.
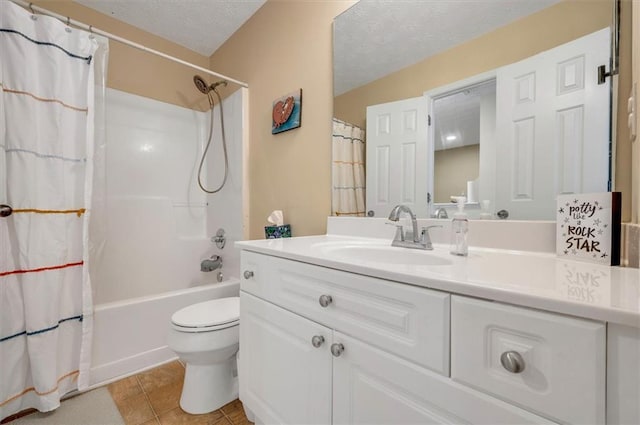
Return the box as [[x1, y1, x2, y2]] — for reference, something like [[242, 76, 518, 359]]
[[434, 145, 480, 204], [334, 0, 633, 221], [209, 0, 356, 239], [32, 0, 211, 111]]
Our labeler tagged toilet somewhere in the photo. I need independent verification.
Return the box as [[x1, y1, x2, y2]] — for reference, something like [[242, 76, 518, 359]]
[[167, 297, 240, 414]]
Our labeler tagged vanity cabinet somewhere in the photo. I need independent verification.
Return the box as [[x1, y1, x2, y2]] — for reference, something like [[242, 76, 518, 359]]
[[240, 251, 557, 424]]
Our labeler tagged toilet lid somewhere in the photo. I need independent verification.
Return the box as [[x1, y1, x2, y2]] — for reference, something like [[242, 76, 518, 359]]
[[171, 297, 239, 329]]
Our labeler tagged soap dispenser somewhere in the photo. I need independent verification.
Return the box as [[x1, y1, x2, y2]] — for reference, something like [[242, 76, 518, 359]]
[[450, 196, 468, 256]]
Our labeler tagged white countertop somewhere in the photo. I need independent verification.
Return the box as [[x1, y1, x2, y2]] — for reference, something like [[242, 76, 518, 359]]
[[237, 234, 640, 327]]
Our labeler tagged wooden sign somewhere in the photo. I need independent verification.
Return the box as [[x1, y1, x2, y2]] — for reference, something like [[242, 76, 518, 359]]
[[556, 192, 621, 266]]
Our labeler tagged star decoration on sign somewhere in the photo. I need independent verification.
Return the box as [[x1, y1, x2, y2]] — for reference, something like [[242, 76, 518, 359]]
[[564, 250, 568, 255], [593, 218, 601, 226], [574, 199, 579, 204], [601, 253, 608, 258], [559, 208, 564, 213]]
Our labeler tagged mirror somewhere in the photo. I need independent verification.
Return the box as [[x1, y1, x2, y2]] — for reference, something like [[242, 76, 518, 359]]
[[332, 0, 615, 220]]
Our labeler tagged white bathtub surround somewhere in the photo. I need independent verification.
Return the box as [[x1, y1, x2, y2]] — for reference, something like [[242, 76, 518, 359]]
[[90, 87, 246, 305], [205, 88, 249, 279], [90, 280, 239, 387]]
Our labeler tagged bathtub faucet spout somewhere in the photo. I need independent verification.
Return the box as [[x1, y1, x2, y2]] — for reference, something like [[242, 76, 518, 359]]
[[201, 255, 222, 272]]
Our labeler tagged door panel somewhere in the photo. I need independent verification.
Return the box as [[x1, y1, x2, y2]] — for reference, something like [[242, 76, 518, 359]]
[[366, 97, 429, 217], [495, 28, 610, 219]]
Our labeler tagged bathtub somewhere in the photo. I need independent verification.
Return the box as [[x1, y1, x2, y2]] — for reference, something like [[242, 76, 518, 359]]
[[89, 279, 240, 387]]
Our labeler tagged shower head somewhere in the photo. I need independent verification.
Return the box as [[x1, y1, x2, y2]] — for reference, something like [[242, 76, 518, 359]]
[[193, 75, 228, 94], [193, 75, 210, 94]]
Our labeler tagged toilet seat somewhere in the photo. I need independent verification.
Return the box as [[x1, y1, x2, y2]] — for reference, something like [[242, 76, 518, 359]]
[[171, 297, 239, 333]]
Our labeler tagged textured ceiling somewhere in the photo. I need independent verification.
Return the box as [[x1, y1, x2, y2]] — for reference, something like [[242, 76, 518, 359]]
[[73, 0, 267, 56], [334, 0, 561, 96]]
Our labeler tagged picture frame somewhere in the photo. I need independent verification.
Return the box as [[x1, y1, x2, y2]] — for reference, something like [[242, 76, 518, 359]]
[[272, 89, 302, 134], [556, 192, 621, 266]]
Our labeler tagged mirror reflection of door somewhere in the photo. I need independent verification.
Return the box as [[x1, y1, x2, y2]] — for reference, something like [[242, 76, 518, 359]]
[[365, 97, 429, 218], [495, 28, 611, 220]]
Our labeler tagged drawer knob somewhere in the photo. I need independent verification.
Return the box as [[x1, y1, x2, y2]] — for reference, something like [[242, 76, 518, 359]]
[[330, 343, 344, 357], [243, 270, 254, 279], [318, 294, 333, 307], [311, 335, 325, 348], [500, 351, 525, 374]]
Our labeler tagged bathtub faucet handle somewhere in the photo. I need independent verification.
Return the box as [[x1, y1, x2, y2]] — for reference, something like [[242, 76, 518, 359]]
[[200, 255, 222, 272]]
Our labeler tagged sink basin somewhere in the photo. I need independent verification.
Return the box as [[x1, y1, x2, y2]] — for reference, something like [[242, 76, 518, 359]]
[[315, 242, 452, 266]]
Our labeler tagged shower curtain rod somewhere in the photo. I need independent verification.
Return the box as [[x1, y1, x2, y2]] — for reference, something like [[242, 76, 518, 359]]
[[10, 0, 249, 88]]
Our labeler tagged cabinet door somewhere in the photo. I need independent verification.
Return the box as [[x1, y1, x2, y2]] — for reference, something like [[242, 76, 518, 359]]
[[332, 331, 555, 425], [239, 292, 332, 425]]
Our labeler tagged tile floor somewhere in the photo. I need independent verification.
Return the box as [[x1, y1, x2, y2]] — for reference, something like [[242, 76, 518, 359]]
[[1, 360, 251, 425], [107, 360, 253, 425]]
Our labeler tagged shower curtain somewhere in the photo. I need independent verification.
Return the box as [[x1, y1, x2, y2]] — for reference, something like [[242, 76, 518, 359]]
[[332, 118, 365, 216], [0, 1, 107, 419]]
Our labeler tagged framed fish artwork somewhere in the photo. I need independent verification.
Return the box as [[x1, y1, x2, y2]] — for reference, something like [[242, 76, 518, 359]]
[[272, 89, 302, 134]]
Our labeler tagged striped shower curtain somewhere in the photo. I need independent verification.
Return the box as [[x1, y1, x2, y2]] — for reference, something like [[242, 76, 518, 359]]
[[332, 118, 365, 216], [0, 1, 106, 419]]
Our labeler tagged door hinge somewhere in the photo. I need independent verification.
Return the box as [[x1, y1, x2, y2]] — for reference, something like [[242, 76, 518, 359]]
[[428, 114, 431, 126], [598, 65, 613, 85], [427, 192, 432, 204]]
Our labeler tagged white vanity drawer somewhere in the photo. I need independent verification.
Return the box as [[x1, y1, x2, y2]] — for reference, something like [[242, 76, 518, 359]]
[[451, 295, 605, 424], [240, 251, 450, 375]]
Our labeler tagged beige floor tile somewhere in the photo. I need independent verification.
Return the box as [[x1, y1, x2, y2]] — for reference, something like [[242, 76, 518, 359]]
[[157, 407, 225, 425], [211, 418, 233, 425], [221, 400, 252, 425], [114, 393, 155, 425], [108, 375, 144, 402], [146, 381, 183, 416], [137, 361, 185, 393]]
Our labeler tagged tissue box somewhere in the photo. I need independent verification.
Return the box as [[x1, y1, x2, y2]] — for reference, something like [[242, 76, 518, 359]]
[[264, 224, 292, 239]]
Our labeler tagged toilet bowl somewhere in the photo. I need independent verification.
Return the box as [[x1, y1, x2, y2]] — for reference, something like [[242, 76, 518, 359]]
[[167, 297, 239, 414]]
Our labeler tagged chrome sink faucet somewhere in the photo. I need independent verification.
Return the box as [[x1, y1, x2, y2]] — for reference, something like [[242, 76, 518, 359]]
[[387, 205, 441, 250]]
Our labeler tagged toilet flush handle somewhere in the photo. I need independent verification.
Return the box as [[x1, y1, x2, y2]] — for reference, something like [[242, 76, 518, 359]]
[[243, 270, 254, 279]]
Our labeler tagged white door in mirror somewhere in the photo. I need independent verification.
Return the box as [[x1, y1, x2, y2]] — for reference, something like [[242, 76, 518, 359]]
[[366, 97, 429, 217], [495, 28, 610, 219]]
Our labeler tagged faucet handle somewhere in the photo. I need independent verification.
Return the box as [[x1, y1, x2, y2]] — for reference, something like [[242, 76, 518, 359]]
[[385, 221, 405, 241], [420, 225, 442, 249]]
